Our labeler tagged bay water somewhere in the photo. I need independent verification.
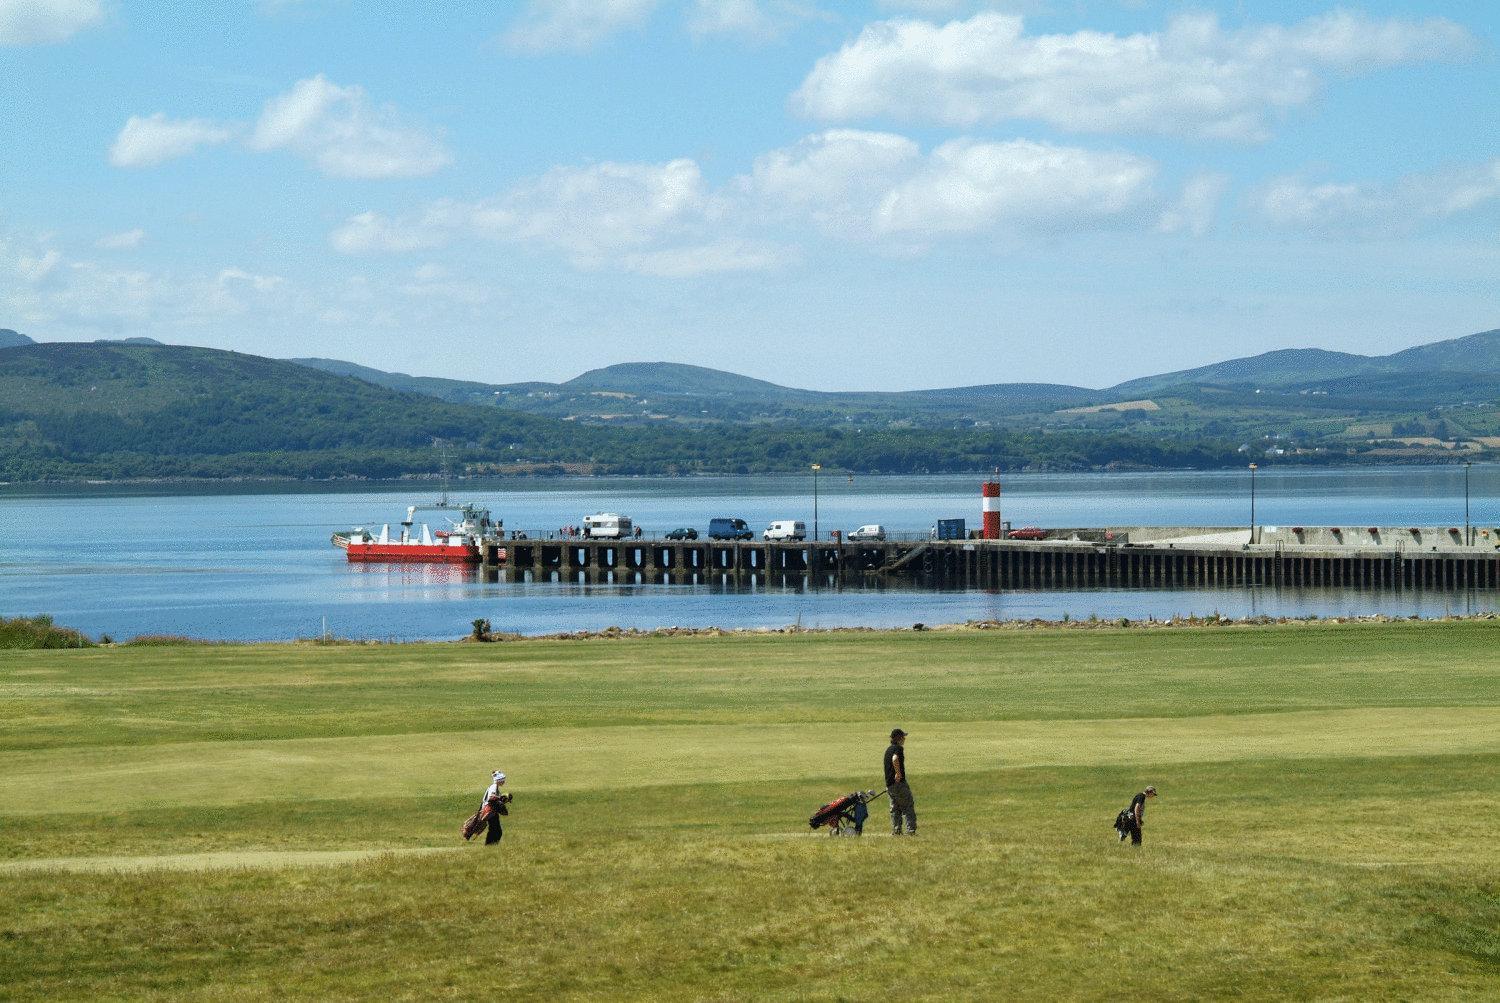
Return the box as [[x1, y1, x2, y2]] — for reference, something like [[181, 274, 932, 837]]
[[1, 467, 1495, 641]]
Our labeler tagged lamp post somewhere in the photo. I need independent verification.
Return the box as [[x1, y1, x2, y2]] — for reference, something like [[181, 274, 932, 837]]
[[1464, 460, 1472, 546], [811, 463, 821, 542], [1249, 463, 1258, 544]]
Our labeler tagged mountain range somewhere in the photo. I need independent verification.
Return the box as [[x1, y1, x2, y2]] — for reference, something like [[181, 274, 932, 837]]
[[1, 327, 1497, 482], [289, 328, 1500, 425]]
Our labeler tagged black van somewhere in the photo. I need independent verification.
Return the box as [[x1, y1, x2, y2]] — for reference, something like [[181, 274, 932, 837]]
[[708, 517, 753, 541]]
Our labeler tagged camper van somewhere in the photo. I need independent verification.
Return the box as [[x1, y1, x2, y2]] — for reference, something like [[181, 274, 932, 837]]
[[763, 520, 806, 541], [582, 513, 633, 539]]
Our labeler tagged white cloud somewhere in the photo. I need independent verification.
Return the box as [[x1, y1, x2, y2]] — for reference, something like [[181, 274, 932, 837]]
[[686, 0, 820, 42], [874, 1, 971, 12], [95, 228, 146, 250], [217, 267, 286, 292], [471, 158, 721, 262], [745, 129, 1170, 242], [504, 0, 658, 53], [329, 209, 452, 255], [0, 0, 102, 45], [1157, 173, 1230, 237], [108, 113, 234, 168], [745, 129, 922, 237], [333, 130, 1203, 272], [793, 10, 1476, 140], [1258, 160, 1500, 237], [17, 248, 62, 283], [332, 158, 770, 277], [874, 139, 1159, 236], [249, 75, 451, 179], [620, 240, 790, 277]]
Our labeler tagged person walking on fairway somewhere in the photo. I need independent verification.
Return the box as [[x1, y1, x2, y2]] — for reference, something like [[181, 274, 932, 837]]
[[1117, 785, 1156, 845], [885, 728, 916, 836], [480, 770, 510, 845]]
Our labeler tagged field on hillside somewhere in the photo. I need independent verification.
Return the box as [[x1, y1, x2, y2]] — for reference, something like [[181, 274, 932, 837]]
[[2, 624, 1498, 999]]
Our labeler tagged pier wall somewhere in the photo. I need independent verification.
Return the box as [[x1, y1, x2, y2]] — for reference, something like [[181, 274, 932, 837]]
[[485, 527, 1500, 591]]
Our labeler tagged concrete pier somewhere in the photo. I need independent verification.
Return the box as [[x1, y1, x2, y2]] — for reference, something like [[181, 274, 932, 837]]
[[481, 525, 1500, 591]]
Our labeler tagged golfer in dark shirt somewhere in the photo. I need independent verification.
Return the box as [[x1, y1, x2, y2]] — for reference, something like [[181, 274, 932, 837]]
[[885, 728, 916, 835], [1118, 785, 1156, 845]]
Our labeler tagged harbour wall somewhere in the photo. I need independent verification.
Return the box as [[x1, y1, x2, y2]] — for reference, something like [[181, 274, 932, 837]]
[[482, 526, 1500, 591]]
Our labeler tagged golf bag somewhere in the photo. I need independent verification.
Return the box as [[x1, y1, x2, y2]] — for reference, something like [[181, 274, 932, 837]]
[[809, 789, 884, 836], [461, 808, 487, 841], [461, 793, 512, 841]]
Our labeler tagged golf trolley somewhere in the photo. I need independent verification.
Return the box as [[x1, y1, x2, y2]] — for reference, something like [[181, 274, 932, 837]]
[[808, 788, 887, 837]]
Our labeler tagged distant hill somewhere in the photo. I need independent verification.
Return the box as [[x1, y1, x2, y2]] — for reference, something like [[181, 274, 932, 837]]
[[288, 357, 1099, 425], [1111, 329, 1500, 400], [95, 336, 165, 346], [1110, 348, 1372, 396], [0, 329, 34, 349], [290, 357, 513, 407], [0, 342, 1246, 481], [288, 327, 1500, 423], [565, 362, 791, 397], [0, 342, 622, 481], [1372, 328, 1500, 374]]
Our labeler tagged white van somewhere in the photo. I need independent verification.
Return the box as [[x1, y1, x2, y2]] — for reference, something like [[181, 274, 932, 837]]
[[582, 512, 633, 539], [848, 524, 886, 542], [763, 520, 806, 541]]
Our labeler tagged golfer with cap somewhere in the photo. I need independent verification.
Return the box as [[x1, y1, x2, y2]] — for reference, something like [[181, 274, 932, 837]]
[[480, 770, 510, 845], [1117, 785, 1157, 845], [885, 728, 916, 836]]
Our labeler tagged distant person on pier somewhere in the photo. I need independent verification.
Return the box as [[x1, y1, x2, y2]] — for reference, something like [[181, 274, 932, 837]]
[[885, 728, 916, 836], [1115, 786, 1156, 845]]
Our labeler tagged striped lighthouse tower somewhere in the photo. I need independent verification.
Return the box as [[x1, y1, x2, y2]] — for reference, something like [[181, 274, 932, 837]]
[[981, 480, 1002, 539]]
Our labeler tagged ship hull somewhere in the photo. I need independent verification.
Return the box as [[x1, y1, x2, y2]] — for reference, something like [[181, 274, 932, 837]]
[[345, 543, 481, 564]]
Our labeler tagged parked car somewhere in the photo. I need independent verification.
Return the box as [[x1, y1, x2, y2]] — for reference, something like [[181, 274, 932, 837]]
[[665, 527, 698, 540], [708, 517, 753, 541], [847, 524, 886, 542], [764, 519, 807, 541], [1008, 526, 1046, 540], [582, 512, 633, 539]]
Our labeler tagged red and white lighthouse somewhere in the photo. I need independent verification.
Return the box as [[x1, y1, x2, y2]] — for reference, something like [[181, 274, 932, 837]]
[[981, 481, 1002, 539]]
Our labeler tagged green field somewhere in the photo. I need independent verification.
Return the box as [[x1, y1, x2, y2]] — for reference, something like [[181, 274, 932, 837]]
[[3, 624, 1498, 999]]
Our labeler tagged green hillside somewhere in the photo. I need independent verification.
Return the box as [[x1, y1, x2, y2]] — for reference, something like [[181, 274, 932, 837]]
[[1111, 348, 1372, 396], [287, 328, 1500, 425], [0, 343, 624, 481], [292, 357, 1101, 425], [0, 342, 1243, 481], [1113, 329, 1500, 400], [289, 357, 515, 407], [565, 361, 792, 396]]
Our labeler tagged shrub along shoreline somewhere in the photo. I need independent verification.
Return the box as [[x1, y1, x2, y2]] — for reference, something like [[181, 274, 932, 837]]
[[4, 610, 1497, 649]]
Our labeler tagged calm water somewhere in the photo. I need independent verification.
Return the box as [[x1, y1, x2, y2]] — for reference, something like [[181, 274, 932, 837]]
[[2, 467, 1496, 641]]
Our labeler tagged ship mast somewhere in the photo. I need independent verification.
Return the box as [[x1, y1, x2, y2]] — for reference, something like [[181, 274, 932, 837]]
[[434, 438, 452, 508]]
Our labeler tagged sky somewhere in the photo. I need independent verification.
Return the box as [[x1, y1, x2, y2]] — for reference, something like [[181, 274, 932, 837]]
[[1, 0, 1497, 391]]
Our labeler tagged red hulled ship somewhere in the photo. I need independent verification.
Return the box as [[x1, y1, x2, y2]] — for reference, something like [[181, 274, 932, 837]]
[[333, 503, 504, 564]]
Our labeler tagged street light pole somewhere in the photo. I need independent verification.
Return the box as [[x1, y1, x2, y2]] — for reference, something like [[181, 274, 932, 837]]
[[811, 463, 821, 542], [1465, 460, 1472, 546], [1249, 463, 1258, 544]]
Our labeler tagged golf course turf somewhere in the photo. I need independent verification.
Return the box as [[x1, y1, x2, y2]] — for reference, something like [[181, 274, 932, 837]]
[[2, 622, 1498, 999]]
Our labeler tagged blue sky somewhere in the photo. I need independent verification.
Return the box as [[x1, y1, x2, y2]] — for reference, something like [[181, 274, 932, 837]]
[[1, 0, 1497, 390]]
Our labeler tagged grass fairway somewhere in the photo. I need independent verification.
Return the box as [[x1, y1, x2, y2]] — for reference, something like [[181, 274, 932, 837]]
[[2, 623, 1498, 999]]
